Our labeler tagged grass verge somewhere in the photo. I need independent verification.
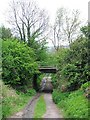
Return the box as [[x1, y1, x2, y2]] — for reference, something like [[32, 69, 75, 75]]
[[52, 89, 89, 118], [1, 81, 36, 118], [34, 95, 46, 118]]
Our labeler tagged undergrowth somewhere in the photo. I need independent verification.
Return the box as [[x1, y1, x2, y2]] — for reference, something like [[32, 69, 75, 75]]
[[52, 89, 89, 119], [1, 81, 36, 118]]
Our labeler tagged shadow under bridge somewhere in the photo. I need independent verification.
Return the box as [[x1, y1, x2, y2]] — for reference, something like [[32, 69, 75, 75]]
[[33, 66, 57, 91]]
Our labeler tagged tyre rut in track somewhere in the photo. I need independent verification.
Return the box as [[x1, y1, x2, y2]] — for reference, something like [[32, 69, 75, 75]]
[[9, 93, 41, 119], [22, 93, 41, 118]]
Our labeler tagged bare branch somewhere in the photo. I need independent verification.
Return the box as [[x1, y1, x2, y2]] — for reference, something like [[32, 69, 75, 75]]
[[50, 8, 81, 50], [8, 0, 49, 44]]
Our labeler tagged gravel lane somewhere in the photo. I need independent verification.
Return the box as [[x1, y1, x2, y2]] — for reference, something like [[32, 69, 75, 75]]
[[43, 93, 63, 118], [9, 93, 63, 119], [22, 93, 40, 118], [22, 97, 39, 118]]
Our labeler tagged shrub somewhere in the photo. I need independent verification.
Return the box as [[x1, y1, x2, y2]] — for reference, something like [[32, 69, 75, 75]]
[[56, 37, 89, 91], [2, 39, 38, 88], [81, 81, 90, 91], [26, 89, 36, 96]]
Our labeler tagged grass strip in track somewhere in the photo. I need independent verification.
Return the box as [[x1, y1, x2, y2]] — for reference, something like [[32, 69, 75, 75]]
[[34, 94, 46, 118]]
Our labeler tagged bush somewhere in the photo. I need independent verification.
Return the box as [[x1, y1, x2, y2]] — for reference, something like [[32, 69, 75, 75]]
[[56, 37, 89, 91], [26, 89, 36, 96], [81, 81, 90, 91], [2, 39, 38, 88]]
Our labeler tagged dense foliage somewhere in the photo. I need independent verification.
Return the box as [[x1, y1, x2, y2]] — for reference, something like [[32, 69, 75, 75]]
[[52, 89, 89, 118], [55, 36, 89, 91], [52, 26, 89, 118], [2, 39, 38, 91], [32, 43, 48, 66], [0, 26, 12, 40]]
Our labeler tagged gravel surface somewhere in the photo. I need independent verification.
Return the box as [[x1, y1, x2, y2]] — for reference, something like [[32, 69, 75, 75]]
[[22, 93, 40, 118], [43, 93, 63, 118]]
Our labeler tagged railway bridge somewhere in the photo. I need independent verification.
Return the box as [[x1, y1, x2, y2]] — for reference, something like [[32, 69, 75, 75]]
[[39, 66, 57, 73], [33, 66, 57, 91]]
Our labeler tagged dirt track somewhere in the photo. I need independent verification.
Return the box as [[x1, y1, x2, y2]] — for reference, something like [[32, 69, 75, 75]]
[[9, 93, 63, 119], [43, 93, 63, 118]]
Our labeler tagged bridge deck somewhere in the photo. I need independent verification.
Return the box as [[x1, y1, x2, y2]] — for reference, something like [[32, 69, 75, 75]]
[[39, 67, 57, 73]]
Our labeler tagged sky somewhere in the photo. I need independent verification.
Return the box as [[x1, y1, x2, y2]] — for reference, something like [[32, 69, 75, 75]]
[[35, 0, 89, 24], [0, 0, 89, 26], [0, 0, 89, 46]]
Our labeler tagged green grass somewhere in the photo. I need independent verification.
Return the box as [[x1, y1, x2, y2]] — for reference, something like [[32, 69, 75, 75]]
[[2, 93, 31, 118], [34, 95, 46, 118], [52, 89, 89, 118], [0, 80, 2, 119], [1, 81, 36, 118], [0, 104, 2, 120]]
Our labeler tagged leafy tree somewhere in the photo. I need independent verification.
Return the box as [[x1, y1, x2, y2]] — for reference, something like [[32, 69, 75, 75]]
[[81, 25, 90, 38], [54, 26, 89, 91], [0, 26, 12, 40], [2, 39, 38, 91], [8, 0, 49, 67]]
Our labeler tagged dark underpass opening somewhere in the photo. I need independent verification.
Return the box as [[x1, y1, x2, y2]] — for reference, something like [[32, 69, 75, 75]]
[[33, 67, 57, 92]]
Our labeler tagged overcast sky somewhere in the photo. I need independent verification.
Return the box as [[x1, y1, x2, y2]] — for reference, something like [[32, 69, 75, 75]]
[[36, 0, 88, 23], [0, 0, 89, 27], [0, 0, 89, 46]]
